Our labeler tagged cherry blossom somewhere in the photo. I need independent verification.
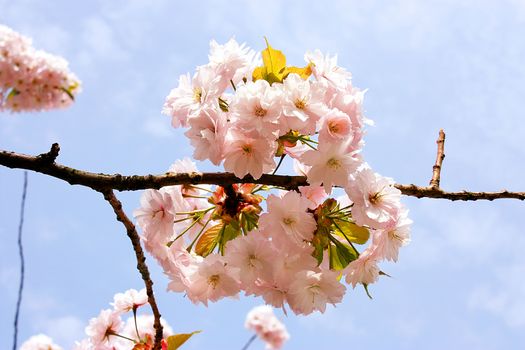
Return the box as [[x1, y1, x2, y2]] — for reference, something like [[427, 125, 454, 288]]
[[259, 192, 317, 247], [346, 167, 402, 229], [20, 334, 62, 350], [230, 79, 283, 137], [112, 288, 148, 313], [0, 24, 80, 112], [281, 73, 327, 134], [223, 130, 276, 179], [301, 140, 361, 194], [186, 254, 240, 305], [245, 305, 289, 349], [139, 38, 413, 314], [85, 309, 123, 347], [288, 270, 346, 315]]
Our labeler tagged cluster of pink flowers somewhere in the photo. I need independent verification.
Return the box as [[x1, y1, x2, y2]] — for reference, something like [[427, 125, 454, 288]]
[[134, 39, 411, 315], [245, 305, 289, 349], [20, 334, 63, 350], [0, 24, 80, 112], [75, 288, 173, 350], [21, 288, 172, 350]]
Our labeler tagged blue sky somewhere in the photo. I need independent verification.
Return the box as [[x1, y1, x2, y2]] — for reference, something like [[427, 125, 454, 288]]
[[1, 0, 525, 349]]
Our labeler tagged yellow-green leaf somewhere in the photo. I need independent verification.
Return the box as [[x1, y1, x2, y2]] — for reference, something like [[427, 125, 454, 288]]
[[332, 219, 370, 245], [6, 88, 20, 99], [252, 38, 312, 84], [261, 39, 286, 77], [283, 64, 313, 80], [218, 223, 241, 254], [252, 66, 266, 82], [195, 224, 223, 257], [167, 331, 201, 350], [329, 237, 357, 270], [252, 38, 287, 84]]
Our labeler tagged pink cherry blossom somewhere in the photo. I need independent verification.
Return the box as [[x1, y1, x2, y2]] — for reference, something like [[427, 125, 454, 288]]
[[152, 38, 412, 313], [245, 305, 290, 349], [184, 107, 226, 166], [288, 270, 346, 315], [301, 140, 362, 194], [120, 315, 173, 342], [224, 231, 275, 286], [166, 246, 203, 296], [328, 85, 368, 152], [304, 49, 351, 90], [162, 65, 221, 127], [373, 208, 412, 262], [344, 247, 380, 288], [85, 309, 123, 347], [258, 192, 317, 247], [346, 168, 402, 229], [0, 24, 81, 112], [72, 339, 92, 350], [111, 288, 148, 313], [20, 334, 62, 350], [208, 38, 258, 91], [185, 254, 240, 306], [298, 185, 328, 210], [134, 189, 176, 237], [230, 79, 283, 137], [281, 74, 327, 135], [223, 130, 276, 179], [318, 108, 353, 143]]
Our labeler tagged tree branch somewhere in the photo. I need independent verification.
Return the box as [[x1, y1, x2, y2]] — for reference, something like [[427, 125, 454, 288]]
[[1, 145, 524, 201], [100, 190, 163, 350], [429, 129, 446, 188]]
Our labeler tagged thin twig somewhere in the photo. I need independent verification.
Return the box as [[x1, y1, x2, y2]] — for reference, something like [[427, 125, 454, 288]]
[[1, 145, 524, 201], [12, 171, 28, 350], [429, 129, 446, 188], [241, 334, 257, 350], [100, 189, 163, 350]]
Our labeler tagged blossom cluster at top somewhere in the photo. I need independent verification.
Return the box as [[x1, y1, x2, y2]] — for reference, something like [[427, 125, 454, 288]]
[[134, 39, 411, 316], [20, 288, 174, 350], [0, 24, 80, 112], [245, 305, 289, 349]]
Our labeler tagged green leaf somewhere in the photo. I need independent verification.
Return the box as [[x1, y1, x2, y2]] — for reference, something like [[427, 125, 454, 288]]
[[219, 222, 241, 254], [195, 224, 223, 257], [239, 211, 259, 234], [311, 227, 330, 265], [328, 244, 342, 270], [363, 284, 373, 299], [60, 86, 75, 101], [312, 237, 325, 265], [167, 331, 201, 350], [329, 236, 358, 269], [6, 88, 20, 99], [332, 219, 370, 245]]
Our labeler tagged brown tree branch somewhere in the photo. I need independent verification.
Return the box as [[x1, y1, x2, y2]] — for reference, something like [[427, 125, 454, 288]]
[[1, 144, 524, 201], [100, 190, 163, 350], [429, 129, 446, 188]]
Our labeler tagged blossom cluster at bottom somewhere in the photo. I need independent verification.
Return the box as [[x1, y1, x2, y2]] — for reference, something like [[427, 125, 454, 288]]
[[20, 288, 173, 350]]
